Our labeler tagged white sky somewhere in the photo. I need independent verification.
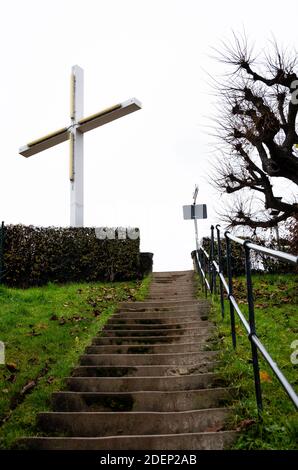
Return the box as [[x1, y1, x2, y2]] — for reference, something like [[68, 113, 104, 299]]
[[0, 0, 297, 271]]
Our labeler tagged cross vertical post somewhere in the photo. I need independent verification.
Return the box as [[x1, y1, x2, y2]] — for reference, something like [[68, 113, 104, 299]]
[[70, 66, 84, 227]]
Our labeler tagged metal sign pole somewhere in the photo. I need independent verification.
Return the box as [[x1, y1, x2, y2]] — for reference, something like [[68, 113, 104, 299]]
[[193, 185, 199, 250]]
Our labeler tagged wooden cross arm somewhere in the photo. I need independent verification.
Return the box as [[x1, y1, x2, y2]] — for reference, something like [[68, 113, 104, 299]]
[[77, 98, 142, 133], [19, 127, 70, 158]]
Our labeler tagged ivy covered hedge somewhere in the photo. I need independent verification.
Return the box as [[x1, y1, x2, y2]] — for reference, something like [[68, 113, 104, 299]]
[[1, 225, 143, 287]]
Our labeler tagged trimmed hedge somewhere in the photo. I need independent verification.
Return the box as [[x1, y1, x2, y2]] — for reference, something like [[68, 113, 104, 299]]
[[1, 225, 142, 287]]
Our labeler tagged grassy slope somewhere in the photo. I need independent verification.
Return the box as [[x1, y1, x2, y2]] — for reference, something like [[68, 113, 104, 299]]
[[0, 276, 151, 448], [198, 273, 298, 449]]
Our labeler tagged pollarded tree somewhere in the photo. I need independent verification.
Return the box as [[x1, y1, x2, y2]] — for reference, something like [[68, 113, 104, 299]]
[[213, 35, 298, 229]]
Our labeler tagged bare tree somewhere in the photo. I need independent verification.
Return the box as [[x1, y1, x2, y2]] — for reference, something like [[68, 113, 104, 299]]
[[213, 35, 298, 229]]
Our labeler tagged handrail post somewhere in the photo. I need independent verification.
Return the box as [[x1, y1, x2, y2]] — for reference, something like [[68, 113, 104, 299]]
[[203, 251, 208, 297], [216, 225, 224, 318], [244, 241, 263, 418], [197, 249, 203, 288], [210, 225, 216, 294], [225, 232, 236, 349]]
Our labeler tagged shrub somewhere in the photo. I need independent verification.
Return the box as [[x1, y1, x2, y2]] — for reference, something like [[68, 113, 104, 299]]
[[1, 225, 142, 287]]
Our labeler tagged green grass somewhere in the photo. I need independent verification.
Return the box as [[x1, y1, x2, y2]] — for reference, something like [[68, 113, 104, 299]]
[[0, 276, 151, 448], [197, 272, 298, 449]]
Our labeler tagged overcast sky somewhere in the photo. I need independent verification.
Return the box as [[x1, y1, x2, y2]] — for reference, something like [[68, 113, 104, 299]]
[[0, 0, 297, 271]]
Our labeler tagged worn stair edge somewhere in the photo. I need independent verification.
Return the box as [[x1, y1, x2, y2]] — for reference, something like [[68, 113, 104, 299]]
[[80, 351, 219, 366], [37, 408, 231, 436], [112, 312, 208, 319], [21, 430, 237, 450], [118, 305, 210, 313], [99, 328, 214, 338], [71, 363, 220, 377], [51, 387, 235, 412], [92, 333, 211, 345], [85, 342, 215, 355], [119, 300, 209, 308], [107, 316, 207, 324], [103, 321, 212, 330], [65, 373, 223, 392]]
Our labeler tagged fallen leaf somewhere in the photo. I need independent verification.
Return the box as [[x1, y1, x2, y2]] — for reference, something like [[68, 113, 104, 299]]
[[26, 329, 42, 337], [260, 370, 272, 383], [236, 419, 256, 431], [21, 380, 36, 395], [6, 362, 18, 372], [7, 374, 16, 383], [205, 424, 224, 432]]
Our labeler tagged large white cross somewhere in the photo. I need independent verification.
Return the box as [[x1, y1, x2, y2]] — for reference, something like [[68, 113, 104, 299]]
[[19, 65, 141, 226]]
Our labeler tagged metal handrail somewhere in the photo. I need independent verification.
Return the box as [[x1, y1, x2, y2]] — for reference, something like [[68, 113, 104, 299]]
[[192, 225, 298, 416], [226, 232, 298, 265]]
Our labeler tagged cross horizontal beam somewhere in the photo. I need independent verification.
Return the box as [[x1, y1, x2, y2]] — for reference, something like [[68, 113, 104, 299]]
[[78, 98, 141, 133], [19, 127, 70, 158], [19, 98, 141, 158]]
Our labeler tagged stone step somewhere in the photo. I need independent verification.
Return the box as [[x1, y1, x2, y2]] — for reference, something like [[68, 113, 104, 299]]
[[149, 286, 194, 290], [113, 311, 207, 319], [106, 317, 207, 325], [152, 273, 193, 277], [51, 387, 234, 412], [148, 290, 195, 293], [147, 297, 196, 301], [80, 351, 219, 366], [103, 321, 213, 330], [71, 363, 219, 377], [65, 373, 222, 392], [92, 334, 210, 345], [85, 342, 213, 355], [147, 293, 193, 302], [119, 300, 206, 309], [117, 306, 209, 314], [99, 327, 214, 337], [149, 284, 195, 288], [149, 291, 195, 294], [37, 408, 230, 437], [22, 430, 237, 450]]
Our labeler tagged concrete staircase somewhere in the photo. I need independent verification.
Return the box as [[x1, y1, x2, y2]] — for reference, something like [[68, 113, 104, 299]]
[[22, 270, 236, 450]]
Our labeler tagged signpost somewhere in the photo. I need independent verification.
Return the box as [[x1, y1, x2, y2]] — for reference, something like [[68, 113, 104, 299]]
[[183, 185, 207, 250]]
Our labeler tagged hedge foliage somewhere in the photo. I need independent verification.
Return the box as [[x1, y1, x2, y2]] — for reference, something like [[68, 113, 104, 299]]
[[1, 225, 142, 288], [201, 235, 296, 275], [201, 236, 246, 276]]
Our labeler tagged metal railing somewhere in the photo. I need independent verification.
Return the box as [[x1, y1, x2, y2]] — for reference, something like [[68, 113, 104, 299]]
[[192, 224, 298, 417]]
